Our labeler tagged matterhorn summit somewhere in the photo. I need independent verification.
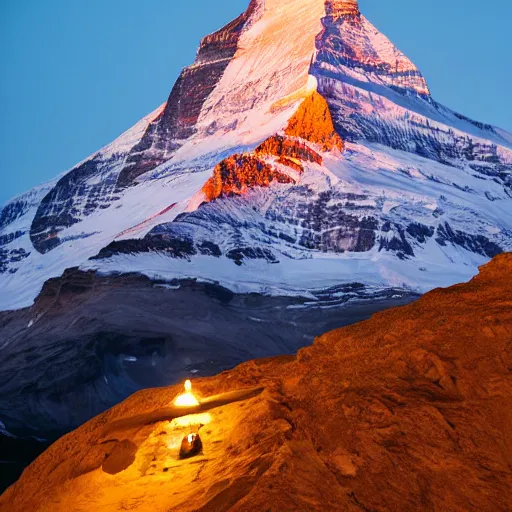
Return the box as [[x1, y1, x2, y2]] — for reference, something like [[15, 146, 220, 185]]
[[327, 0, 361, 17], [1, 0, 511, 311]]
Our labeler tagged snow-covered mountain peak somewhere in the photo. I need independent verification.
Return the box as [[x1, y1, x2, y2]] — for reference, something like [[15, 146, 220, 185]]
[[0, 0, 511, 312], [318, 10, 430, 97]]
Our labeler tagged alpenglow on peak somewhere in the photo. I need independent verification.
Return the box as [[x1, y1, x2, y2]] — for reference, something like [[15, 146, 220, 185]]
[[326, 0, 360, 18]]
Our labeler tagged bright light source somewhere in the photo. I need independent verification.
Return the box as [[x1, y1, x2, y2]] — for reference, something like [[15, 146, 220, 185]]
[[174, 379, 199, 407], [172, 413, 211, 428]]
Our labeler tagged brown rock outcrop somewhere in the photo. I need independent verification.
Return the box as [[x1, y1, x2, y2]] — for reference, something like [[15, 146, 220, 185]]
[[202, 91, 343, 202], [276, 156, 304, 173], [202, 132, 326, 202], [255, 134, 323, 164], [6, 259, 510, 510], [202, 154, 295, 201], [326, 0, 361, 19], [285, 91, 345, 152]]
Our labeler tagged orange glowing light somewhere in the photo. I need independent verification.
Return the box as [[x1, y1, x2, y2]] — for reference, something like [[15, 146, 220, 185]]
[[172, 412, 211, 428], [174, 379, 199, 407]]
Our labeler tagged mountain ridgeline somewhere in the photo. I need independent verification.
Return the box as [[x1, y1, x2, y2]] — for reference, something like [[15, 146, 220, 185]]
[[0, 0, 511, 310]]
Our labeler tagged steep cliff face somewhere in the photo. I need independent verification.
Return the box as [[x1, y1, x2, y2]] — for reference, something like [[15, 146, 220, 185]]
[[0, 182, 54, 272], [284, 91, 344, 152], [313, 2, 511, 188], [326, 0, 360, 18], [202, 154, 295, 202], [28, 107, 165, 254], [2, 254, 511, 511], [317, 2, 430, 96], [116, 0, 263, 189], [257, 135, 323, 165]]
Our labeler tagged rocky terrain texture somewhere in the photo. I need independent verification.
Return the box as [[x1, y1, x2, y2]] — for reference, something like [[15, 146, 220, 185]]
[[116, 0, 262, 189], [0, 267, 415, 492], [283, 91, 344, 151], [202, 154, 295, 202], [327, 0, 360, 18], [2, 253, 511, 511], [201, 91, 343, 201]]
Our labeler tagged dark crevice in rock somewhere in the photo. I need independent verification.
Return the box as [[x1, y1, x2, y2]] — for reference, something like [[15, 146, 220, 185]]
[[436, 222, 503, 258]]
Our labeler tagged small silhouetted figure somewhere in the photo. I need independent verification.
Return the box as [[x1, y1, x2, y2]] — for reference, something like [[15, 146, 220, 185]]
[[179, 433, 203, 459]]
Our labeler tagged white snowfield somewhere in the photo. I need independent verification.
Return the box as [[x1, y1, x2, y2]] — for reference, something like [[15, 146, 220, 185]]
[[0, 0, 511, 311]]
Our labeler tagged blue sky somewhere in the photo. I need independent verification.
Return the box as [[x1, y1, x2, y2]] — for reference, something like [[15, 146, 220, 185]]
[[1, 0, 511, 205]]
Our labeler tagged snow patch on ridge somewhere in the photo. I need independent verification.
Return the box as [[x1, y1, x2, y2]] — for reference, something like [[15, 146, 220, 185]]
[[81, 245, 485, 299]]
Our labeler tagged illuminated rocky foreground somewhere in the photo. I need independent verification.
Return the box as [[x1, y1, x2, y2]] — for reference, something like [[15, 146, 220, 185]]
[[2, 253, 511, 511]]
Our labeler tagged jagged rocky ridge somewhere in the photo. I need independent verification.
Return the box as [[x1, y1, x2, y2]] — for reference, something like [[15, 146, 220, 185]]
[[116, 0, 262, 189], [0, 0, 511, 311]]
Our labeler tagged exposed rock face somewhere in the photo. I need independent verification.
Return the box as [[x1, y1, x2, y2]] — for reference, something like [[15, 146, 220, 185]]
[[436, 222, 503, 258], [378, 221, 416, 260], [256, 135, 323, 164], [0, 247, 30, 274], [2, 254, 511, 511], [0, 230, 25, 248], [116, 0, 262, 188], [202, 91, 343, 202], [93, 235, 198, 260], [30, 157, 118, 254], [326, 0, 360, 19], [284, 91, 344, 151], [0, 183, 55, 259], [312, 8, 512, 191], [202, 154, 295, 202], [316, 5, 430, 97], [94, 185, 381, 264], [290, 189, 377, 253], [0, 201, 29, 231]]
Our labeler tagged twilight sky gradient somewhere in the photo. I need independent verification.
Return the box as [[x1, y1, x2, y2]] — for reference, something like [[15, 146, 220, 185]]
[[0, 0, 510, 205]]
